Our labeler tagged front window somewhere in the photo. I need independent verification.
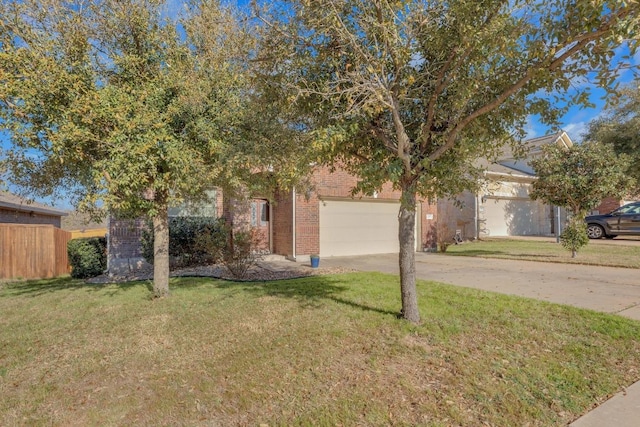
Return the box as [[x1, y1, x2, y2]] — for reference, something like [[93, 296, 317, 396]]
[[251, 200, 269, 226], [168, 190, 218, 217]]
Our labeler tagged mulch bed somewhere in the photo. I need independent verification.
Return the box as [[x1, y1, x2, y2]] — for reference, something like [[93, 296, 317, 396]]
[[87, 262, 353, 284]]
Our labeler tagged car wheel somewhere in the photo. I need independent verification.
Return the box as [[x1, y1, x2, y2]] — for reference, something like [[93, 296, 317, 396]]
[[587, 224, 605, 239]]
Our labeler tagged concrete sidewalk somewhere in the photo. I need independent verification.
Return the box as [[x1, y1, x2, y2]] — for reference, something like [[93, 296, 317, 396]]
[[319, 252, 640, 426]]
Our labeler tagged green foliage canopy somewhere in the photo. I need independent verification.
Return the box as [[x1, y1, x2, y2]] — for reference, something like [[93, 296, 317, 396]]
[[0, 0, 246, 217], [530, 141, 633, 217], [256, 0, 640, 201], [584, 80, 640, 194]]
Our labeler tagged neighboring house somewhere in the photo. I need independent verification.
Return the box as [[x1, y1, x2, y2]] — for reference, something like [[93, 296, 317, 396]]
[[61, 211, 108, 239], [591, 196, 640, 215], [0, 191, 68, 227], [439, 132, 573, 239], [107, 166, 439, 274], [0, 191, 70, 280]]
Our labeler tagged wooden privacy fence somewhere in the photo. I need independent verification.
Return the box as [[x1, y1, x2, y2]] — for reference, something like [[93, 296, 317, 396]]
[[0, 224, 72, 280], [70, 228, 107, 239]]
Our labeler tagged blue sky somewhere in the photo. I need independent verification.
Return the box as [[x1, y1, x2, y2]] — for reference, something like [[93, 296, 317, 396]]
[[526, 45, 640, 142], [1, 1, 638, 209]]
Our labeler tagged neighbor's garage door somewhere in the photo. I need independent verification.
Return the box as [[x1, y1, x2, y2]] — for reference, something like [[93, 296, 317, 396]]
[[483, 198, 550, 236], [319, 200, 401, 256]]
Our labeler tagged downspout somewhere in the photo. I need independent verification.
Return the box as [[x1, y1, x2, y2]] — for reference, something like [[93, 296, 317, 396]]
[[106, 214, 111, 274], [555, 205, 561, 243], [269, 201, 274, 254], [292, 187, 297, 261], [475, 193, 480, 240]]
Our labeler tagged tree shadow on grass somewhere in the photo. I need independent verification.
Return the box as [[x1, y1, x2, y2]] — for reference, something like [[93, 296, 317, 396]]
[[0, 276, 152, 298], [1, 273, 400, 318], [207, 275, 400, 318]]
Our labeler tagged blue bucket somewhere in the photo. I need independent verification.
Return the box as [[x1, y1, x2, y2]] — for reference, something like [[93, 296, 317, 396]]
[[310, 256, 320, 268]]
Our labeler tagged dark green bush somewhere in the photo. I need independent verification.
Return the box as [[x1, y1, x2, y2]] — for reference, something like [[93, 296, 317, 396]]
[[560, 219, 590, 258], [68, 237, 107, 279], [141, 217, 226, 269]]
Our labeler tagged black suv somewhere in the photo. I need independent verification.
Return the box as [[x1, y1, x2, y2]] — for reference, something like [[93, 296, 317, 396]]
[[585, 201, 640, 239]]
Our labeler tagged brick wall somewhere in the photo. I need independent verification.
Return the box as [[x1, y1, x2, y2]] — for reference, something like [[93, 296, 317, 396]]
[[107, 189, 226, 274], [593, 197, 622, 215], [0, 208, 62, 227], [312, 165, 400, 200], [108, 218, 146, 259], [294, 194, 320, 256], [419, 198, 438, 251]]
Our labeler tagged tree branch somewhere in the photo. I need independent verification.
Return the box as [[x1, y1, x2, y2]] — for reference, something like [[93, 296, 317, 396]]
[[429, 7, 633, 162]]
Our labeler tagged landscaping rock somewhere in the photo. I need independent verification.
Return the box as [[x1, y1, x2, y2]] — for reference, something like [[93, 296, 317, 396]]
[[86, 260, 353, 284]]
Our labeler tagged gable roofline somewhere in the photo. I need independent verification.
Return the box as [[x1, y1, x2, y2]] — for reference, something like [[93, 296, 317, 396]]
[[0, 192, 68, 217], [487, 130, 574, 176], [525, 130, 573, 154]]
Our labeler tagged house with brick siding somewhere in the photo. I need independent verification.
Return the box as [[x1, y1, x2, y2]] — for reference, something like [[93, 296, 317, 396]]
[[107, 165, 438, 273], [0, 191, 68, 227], [271, 165, 438, 260]]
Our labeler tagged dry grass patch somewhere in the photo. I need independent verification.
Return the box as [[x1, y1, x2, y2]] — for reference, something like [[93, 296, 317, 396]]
[[1, 273, 639, 426]]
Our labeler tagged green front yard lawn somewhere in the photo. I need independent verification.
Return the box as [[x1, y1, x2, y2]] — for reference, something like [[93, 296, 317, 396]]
[[445, 238, 640, 268], [1, 273, 639, 426]]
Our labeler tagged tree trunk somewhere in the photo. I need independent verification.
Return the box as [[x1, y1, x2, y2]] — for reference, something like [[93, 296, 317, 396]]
[[398, 187, 420, 323], [152, 200, 170, 298]]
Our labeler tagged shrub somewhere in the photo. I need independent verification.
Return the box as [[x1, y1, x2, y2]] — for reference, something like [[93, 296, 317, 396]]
[[141, 217, 226, 269], [193, 223, 227, 263], [560, 219, 590, 258], [220, 228, 265, 279], [435, 219, 453, 253], [68, 237, 107, 279]]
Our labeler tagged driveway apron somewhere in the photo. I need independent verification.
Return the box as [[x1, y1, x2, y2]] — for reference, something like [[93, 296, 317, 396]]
[[320, 252, 640, 319]]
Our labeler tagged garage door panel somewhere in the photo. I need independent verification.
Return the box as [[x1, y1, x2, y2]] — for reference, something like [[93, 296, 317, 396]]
[[483, 199, 549, 236], [320, 200, 400, 257]]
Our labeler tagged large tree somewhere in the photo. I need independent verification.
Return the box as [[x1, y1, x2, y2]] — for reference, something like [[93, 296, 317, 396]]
[[530, 142, 633, 257], [584, 79, 640, 193], [0, 0, 255, 297], [255, 0, 640, 322]]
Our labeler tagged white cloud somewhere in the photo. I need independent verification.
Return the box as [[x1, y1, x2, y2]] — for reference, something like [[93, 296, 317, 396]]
[[523, 116, 539, 139], [562, 108, 608, 143], [562, 121, 588, 142]]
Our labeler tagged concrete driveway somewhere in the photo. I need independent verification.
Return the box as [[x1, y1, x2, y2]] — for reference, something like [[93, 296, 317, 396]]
[[320, 252, 640, 320]]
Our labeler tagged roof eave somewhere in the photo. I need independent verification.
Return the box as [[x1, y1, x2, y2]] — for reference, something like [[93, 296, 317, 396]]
[[0, 201, 69, 217]]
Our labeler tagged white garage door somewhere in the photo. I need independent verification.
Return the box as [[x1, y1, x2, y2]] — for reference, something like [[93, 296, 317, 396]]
[[483, 198, 550, 236], [319, 200, 401, 256]]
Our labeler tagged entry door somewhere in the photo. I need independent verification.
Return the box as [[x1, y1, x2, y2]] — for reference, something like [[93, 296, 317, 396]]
[[251, 199, 270, 252]]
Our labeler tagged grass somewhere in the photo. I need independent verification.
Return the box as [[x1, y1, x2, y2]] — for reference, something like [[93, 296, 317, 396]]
[[1, 273, 640, 426], [444, 238, 640, 268]]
